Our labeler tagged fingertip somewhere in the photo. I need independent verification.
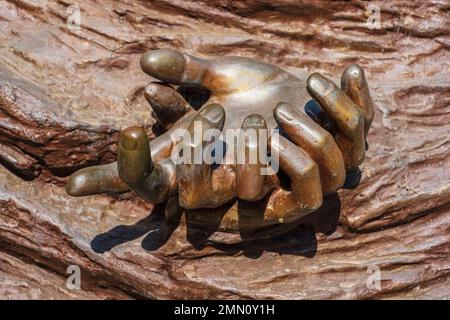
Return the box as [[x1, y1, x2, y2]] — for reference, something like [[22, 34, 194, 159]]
[[140, 49, 186, 83], [342, 64, 366, 89], [119, 126, 148, 151], [118, 127, 152, 186], [242, 113, 266, 129], [343, 64, 365, 78], [143, 82, 162, 100], [306, 72, 330, 95], [273, 102, 295, 123], [199, 103, 225, 126], [66, 171, 89, 196], [144, 82, 191, 128]]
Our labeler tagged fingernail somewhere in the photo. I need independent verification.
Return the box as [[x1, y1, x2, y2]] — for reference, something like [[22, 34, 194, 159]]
[[307, 73, 331, 94], [242, 114, 266, 129], [274, 102, 296, 122], [120, 127, 146, 150], [342, 64, 366, 89], [199, 103, 225, 124]]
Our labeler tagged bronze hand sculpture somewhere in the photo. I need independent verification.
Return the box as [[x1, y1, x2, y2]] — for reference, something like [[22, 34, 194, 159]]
[[66, 49, 374, 235]]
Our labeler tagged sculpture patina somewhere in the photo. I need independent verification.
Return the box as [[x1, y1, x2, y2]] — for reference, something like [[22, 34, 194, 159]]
[[66, 49, 374, 236]]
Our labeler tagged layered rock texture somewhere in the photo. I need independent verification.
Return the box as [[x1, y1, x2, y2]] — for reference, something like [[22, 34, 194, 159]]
[[0, 0, 449, 299]]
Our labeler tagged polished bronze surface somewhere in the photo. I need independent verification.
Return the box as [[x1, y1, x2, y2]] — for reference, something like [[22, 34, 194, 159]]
[[66, 49, 374, 233], [236, 114, 267, 201]]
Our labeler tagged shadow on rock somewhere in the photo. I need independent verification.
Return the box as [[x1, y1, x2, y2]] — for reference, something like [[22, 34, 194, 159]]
[[205, 192, 341, 259], [91, 192, 340, 259], [90, 202, 179, 253]]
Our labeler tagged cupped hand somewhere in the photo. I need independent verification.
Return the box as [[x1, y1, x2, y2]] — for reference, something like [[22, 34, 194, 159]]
[[66, 49, 374, 233]]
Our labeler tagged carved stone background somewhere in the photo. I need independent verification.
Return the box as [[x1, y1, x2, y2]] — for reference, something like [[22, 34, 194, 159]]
[[0, 0, 449, 299]]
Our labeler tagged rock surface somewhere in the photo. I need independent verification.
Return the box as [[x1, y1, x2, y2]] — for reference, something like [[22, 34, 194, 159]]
[[0, 0, 449, 299]]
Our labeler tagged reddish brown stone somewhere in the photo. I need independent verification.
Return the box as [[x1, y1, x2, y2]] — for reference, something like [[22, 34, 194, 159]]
[[0, 0, 448, 299]]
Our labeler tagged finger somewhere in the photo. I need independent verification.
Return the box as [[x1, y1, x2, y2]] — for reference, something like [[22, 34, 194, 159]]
[[149, 111, 198, 162], [66, 162, 129, 196], [270, 133, 323, 210], [341, 64, 374, 137], [144, 82, 194, 129], [177, 103, 232, 209], [236, 114, 267, 201], [307, 73, 365, 169], [141, 49, 208, 87], [274, 102, 345, 193], [118, 126, 177, 203], [66, 119, 191, 198], [191, 187, 323, 233]]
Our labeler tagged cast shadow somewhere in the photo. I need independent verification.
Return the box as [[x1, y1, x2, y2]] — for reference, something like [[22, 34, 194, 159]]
[[90, 202, 179, 253], [90, 192, 340, 258], [185, 192, 341, 259]]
